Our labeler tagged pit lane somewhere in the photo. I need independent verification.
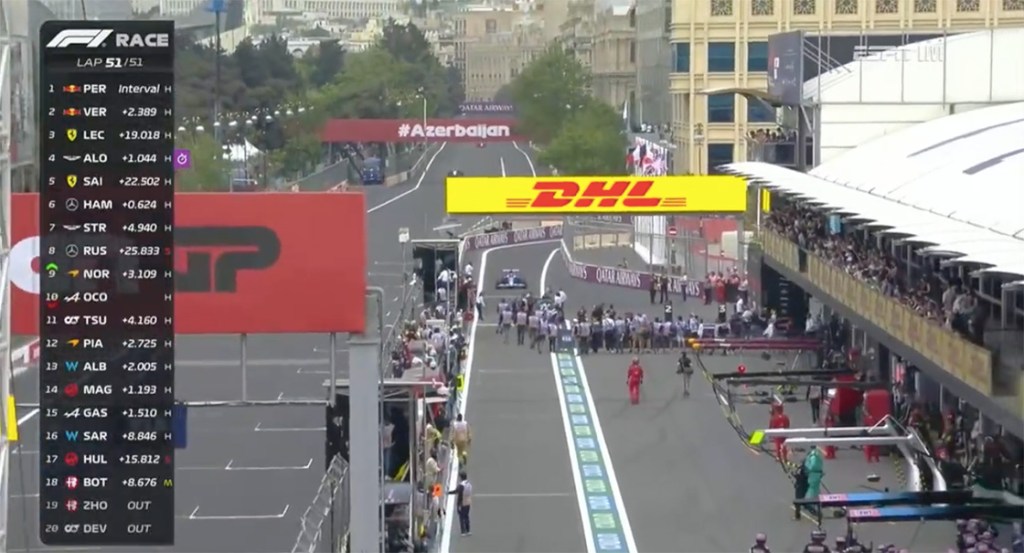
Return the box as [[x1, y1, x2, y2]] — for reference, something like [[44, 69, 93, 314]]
[[543, 248, 953, 552]]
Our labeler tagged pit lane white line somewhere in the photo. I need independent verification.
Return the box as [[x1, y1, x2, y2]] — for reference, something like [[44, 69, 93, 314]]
[[176, 358, 330, 367], [17, 408, 38, 426], [226, 458, 313, 471], [366, 142, 448, 214], [474, 492, 574, 498], [11, 547, 103, 552], [179, 458, 313, 471], [254, 422, 325, 432], [186, 504, 290, 520], [295, 368, 331, 375]]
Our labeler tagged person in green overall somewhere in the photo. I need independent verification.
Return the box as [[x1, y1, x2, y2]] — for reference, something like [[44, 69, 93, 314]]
[[803, 445, 825, 510]]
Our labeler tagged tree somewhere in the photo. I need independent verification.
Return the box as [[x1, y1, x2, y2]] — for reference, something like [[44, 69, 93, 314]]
[[538, 100, 627, 175], [379, 20, 433, 66], [441, 65, 466, 115], [175, 132, 231, 192], [510, 46, 591, 144], [308, 40, 345, 88], [169, 21, 464, 191], [493, 83, 515, 105], [272, 100, 329, 178], [318, 46, 413, 119], [376, 21, 461, 116]]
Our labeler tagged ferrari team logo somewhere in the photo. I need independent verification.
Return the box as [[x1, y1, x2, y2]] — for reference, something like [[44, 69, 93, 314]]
[[66, 129, 78, 142], [66, 175, 77, 188]]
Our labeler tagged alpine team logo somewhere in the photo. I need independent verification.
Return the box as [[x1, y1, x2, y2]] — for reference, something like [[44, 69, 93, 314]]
[[398, 123, 511, 139], [46, 29, 113, 48]]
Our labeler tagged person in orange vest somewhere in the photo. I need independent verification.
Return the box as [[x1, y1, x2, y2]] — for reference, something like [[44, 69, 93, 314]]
[[769, 403, 790, 462], [862, 410, 881, 463], [822, 410, 837, 459]]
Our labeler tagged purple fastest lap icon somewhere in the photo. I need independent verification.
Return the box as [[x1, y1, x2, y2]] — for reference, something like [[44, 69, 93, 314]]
[[173, 148, 192, 170]]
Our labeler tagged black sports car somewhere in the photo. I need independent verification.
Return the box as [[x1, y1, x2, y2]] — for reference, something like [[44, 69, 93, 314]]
[[495, 268, 527, 290], [448, 169, 464, 177]]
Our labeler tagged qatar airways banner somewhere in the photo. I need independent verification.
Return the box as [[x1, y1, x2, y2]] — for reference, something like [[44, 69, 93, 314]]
[[564, 255, 702, 297], [320, 118, 524, 143], [459, 102, 515, 114], [461, 224, 564, 252]]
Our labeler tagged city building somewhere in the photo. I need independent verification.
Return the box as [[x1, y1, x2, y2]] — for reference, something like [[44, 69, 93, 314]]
[[132, 0, 161, 13], [591, 5, 635, 111], [457, 5, 545, 100], [43, 0, 132, 18], [257, 0, 404, 21], [158, 0, 204, 15], [667, 0, 1024, 174], [536, 0, 571, 40], [629, 0, 671, 130], [559, 0, 594, 71]]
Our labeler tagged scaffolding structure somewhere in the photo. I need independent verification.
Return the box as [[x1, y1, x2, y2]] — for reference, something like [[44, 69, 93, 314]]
[[0, 1, 34, 549], [0, 1, 13, 548]]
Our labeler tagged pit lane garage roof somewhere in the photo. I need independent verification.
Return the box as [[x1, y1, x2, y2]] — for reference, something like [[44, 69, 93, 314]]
[[724, 101, 1024, 284]]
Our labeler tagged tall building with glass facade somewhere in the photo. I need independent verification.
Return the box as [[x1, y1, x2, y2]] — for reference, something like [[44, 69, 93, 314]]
[[667, 0, 1024, 174]]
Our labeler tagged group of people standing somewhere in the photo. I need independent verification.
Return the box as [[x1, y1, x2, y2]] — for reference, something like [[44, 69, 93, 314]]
[[494, 291, 566, 354], [647, 270, 750, 306]]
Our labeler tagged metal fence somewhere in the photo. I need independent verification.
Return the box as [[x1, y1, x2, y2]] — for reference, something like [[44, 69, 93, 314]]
[[291, 454, 351, 553], [563, 216, 739, 277], [294, 160, 352, 191]]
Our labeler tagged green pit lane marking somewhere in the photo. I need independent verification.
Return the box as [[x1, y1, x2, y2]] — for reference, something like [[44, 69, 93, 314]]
[[554, 345, 635, 553]]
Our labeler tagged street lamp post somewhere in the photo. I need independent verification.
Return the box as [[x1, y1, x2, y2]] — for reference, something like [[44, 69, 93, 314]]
[[693, 123, 705, 175], [692, 122, 707, 272]]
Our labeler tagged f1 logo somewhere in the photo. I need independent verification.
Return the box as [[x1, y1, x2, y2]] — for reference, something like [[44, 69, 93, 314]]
[[46, 29, 113, 49]]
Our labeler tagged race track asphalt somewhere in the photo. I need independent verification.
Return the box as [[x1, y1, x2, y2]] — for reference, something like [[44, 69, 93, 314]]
[[542, 246, 952, 552], [6, 142, 510, 553]]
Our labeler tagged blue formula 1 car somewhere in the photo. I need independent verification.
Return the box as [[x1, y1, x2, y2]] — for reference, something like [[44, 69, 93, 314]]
[[495, 268, 528, 290]]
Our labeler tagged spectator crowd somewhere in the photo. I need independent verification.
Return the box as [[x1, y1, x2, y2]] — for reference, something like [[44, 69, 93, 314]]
[[765, 204, 987, 347], [746, 128, 812, 166], [764, 202, 1023, 503]]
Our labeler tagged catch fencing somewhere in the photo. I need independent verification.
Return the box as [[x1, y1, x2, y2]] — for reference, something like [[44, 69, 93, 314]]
[[563, 216, 739, 278]]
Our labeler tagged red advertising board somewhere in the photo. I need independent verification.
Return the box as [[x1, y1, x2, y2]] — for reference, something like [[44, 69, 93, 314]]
[[320, 118, 523, 143], [12, 193, 366, 335]]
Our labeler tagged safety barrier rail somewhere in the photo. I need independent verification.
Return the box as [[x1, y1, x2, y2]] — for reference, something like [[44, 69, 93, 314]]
[[290, 454, 350, 553]]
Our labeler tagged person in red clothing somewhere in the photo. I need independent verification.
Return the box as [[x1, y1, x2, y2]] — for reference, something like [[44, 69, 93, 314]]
[[822, 410, 837, 459], [627, 357, 644, 405], [862, 410, 881, 463], [769, 403, 791, 462]]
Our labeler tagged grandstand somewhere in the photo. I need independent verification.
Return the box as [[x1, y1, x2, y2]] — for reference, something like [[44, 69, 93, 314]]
[[727, 100, 1024, 435], [713, 27, 1024, 512]]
